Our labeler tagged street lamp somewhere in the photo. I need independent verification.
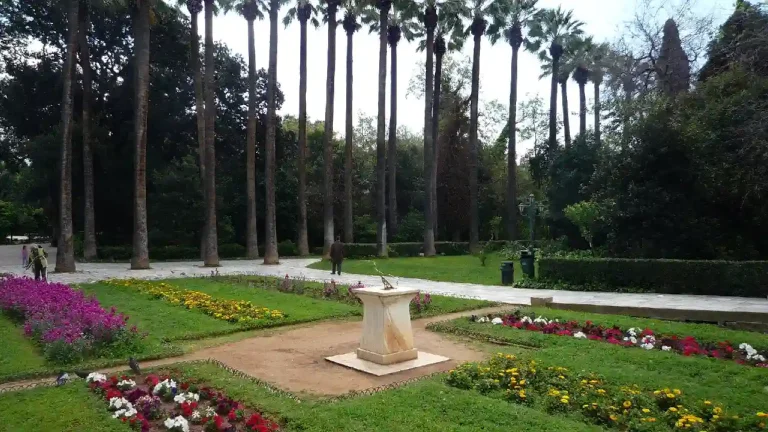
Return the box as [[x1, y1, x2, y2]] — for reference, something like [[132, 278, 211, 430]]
[[518, 193, 545, 246]]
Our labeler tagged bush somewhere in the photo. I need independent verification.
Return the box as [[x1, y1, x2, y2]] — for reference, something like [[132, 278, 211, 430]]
[[538, 257, 768, 297], [277, 240, 298, 256], [150, 245, 198, 260], [219, 243, 246, 258]]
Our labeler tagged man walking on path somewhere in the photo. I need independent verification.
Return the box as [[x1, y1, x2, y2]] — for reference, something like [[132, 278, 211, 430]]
[[25, 244, 48, 281], [330, 236, 344, 276]]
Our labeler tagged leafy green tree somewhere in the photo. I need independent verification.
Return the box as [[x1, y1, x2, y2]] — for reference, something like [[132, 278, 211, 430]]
[[563, 200, 608, 249]]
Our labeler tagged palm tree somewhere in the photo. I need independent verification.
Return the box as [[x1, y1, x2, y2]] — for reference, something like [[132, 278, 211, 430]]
[[538, 35, 586, 146], [488, 0, 537, 240], [569, 36, 595, 137], [341, 4, 360, 243], [241, 0, 266, 259], [56, 0, 79, 273], [202, 0, 220, 267], [420, 1, 437, 256], [386, 21, 401, 238], [589, 42, 610, 146], [263, 0, 286, 264], [321, 0, 341, 259], [528, 7, 583, 153], [176, 0, 206, 259], [79, 0, 97, 260], [131, 0, 153, 269], [284, 0, 317, 256], [374, 0, 391, 257], [460, 0, 506, 252]]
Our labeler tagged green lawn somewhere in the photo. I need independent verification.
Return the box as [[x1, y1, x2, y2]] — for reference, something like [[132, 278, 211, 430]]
[[308, 254, 526, 286], [0, 385, 130, 432], [429, 308, 768, 415], [0, 315, 47, 378]]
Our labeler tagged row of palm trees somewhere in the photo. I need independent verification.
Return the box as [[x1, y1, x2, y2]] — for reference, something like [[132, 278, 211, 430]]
[[54, 0, 617, 272]]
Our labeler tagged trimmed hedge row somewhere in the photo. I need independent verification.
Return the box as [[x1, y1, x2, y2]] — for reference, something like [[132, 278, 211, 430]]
[[311, 241, 507, 259], [538, 257, 768, 297]]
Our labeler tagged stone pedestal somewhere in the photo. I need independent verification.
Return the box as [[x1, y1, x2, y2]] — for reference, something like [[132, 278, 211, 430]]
[[325, 286, 450, 376], [355, 286, 420, 365]]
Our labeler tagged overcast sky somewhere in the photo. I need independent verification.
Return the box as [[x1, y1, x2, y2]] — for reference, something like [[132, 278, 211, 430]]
[[201, 0, 732, 158]]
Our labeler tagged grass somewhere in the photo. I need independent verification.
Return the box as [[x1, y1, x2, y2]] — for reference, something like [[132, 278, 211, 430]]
[[0, 385, 130, 432], [307, 253, 527, 286], [429, 307, 768, 415], [0, 315, 47, 378]]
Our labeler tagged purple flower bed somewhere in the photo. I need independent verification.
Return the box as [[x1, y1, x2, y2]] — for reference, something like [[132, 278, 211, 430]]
[[0, 275, 141, 363]]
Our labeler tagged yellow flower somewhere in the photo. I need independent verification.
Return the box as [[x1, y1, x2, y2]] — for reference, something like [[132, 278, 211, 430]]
[[642, 408, 651, 413], [668, 407, 678, 413], [713, 407, 722, 415], [609, 415, 618, 421], [666, 393, 676, 399], [560, 398, 569, 404], [758, 412, 768, 418], [704, 401, 712, 406], [673, 389, 682, 395], [623, 401, 632, 408]]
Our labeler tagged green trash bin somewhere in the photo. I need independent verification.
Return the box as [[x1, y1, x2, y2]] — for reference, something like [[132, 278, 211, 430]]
[[500, 261, 515, 285], [520, 249, 535, 278]]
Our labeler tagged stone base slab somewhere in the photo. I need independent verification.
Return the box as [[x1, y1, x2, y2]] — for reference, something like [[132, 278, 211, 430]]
[[326, 351, 449, 376], [356, 347, 418, 365]]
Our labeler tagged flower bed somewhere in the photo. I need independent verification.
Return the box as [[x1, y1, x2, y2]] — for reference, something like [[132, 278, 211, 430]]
[[447, 353, 767, 431], [469, 312, 768, 368], [86, 370, 280, 431], [0, 276, 141, 363], [106, 280, 284, 325]]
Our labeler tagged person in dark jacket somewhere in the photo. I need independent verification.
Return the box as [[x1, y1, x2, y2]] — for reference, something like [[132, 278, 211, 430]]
[[330, 236, 344, 275]]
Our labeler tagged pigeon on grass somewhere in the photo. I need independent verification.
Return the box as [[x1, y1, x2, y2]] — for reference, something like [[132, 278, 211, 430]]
[[56, 372, 69, 386], [129, 357, 141, 375]]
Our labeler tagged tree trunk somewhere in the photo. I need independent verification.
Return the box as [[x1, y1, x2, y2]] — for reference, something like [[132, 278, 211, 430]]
[[578, 81, 587, 136], [131, 0, 150, 270], [56, 0, 78, 273], [297, 16, 309, 255], [387, 36, 398, 239], [203, 0, 219, 266], [190, 11, 206, 261], [506, 45, 519, 240], [375, 5, 388, 257], [594, 80, 601, 146], [468, 29, 482, 253], [246, 17, 259, 259], [431, 51, 443, 238], [263, 0, 279, 264], [422, 26, 435, 257], [79, 1, 97, 260], [560, 80, 571, 147], [343, 27, 354, 243], [548, 57, 559, 153], [322, 4, 338, 259]]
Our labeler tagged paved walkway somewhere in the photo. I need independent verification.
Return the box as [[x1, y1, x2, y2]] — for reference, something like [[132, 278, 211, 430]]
[[1, 245, 766, 314]]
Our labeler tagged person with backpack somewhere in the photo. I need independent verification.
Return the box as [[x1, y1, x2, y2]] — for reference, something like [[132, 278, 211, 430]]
[[25, 244, 48, 281]]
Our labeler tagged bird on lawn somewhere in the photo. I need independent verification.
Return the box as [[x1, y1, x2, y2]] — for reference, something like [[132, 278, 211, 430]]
[[129, 357, 141, 375], [74, 370, 90, 379], [56, 372, 69, 386]]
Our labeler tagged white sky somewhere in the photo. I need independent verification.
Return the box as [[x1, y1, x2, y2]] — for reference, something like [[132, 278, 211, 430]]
[[203, 0, 732, 158]]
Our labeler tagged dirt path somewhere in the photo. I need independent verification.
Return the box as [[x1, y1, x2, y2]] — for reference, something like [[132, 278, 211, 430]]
[[0, 306, 510, 396]]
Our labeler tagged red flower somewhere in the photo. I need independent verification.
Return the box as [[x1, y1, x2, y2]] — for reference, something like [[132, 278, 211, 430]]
[[180, 382, 190, 391], [641, 328, 654, 336], [513, 322, 523, 329], [144, 375, 160, 387], [214, 414, 224, 429], [110, 376, 119, 385], [106, 388, 123, 401], [585, 320, 593, 326]]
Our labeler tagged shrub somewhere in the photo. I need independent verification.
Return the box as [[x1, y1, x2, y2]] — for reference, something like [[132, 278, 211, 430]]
[[277, 240, 298, 256], [538, 257, 768, 297], [218, 243, 246, 258]]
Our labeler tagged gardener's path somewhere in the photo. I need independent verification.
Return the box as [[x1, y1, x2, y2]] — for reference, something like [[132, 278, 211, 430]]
[[1, 245, 766, 315]]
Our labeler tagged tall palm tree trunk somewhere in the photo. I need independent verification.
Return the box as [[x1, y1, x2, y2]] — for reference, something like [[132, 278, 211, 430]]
[[421, 5, 436, 257], [203, 0, 219, 266], [431, 35, 445, 237], [343, 15, 356, 243], [79, 0, 97, 260], [547, 43, 562, 153], [578, 80, 587, 136], [297, 8, 310, 255], [387, 25, 400, 239], [56, 0, 78, 273], [593, 80, 601, 146], [560, 79, 571, 146], [468, 18, 486, 253], [263, 0, 280, 264], [188, 2, 206, 260], [375, 0, 390, 257], [506, 30, 521, 240], [131, 0, 151, 270], [246, 15, 259, 259], [322, 1, 338, 259]]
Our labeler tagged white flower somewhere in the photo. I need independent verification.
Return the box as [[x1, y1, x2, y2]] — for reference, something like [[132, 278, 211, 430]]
[[153, 379, 178, 395], [640, 343, 654, 350], [108, 397, 132, 411], [86, 372, 107, 383], [533, 316, 549, 325], [573, 332, 587, 339], [630, 336, 637, 344], [641, 335, 656, 346], [627, 328, 638, 337], [520, 316, 533, 324], [117, 379, 136, 390], [491, 317, 503, 325], [164, 416, 190, 432], [478, 316, 488, 323], [173, 392, 200, 404], [662, 345, 672, 351], [113, 407, 138, 419]]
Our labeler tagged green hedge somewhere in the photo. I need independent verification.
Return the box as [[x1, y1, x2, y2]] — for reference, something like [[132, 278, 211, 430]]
[[81, 243, 249, 261], [538, 257, 768, 297], [311, 241, 507, 259]]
